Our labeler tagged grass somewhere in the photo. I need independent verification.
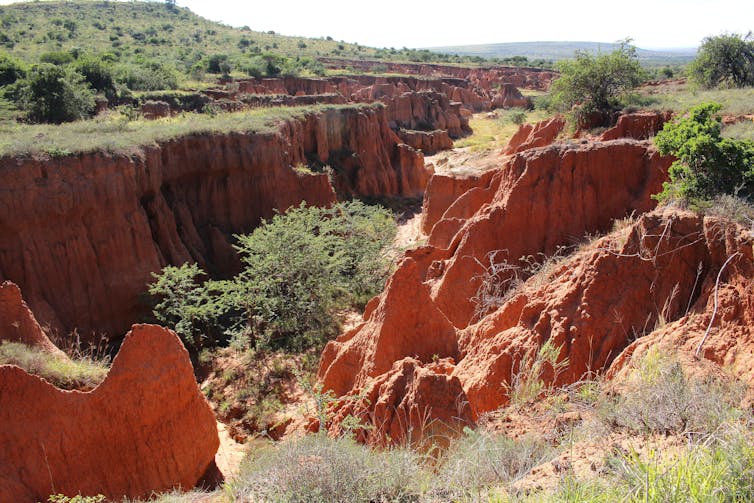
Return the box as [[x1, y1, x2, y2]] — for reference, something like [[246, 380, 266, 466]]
[[0, 102, 374, 157], [0, 340, 108, 390], [642, 85, 754, 117], [229, 434, 429, 503], [453, 108, 550, 152]]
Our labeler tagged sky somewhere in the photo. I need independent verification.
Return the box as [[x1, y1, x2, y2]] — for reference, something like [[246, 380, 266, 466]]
[[174, 0, 753, 49], [1, 0, 752, 49]]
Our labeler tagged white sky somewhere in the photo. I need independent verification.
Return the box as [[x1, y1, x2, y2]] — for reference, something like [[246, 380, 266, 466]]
[[174, 0, 753, 49], [1, 0, 752, 49]]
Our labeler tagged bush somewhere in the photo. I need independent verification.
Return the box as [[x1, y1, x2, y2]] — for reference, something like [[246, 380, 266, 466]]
[[601, 350, 744, 436], [147, 263, 227, 356], [18, 63, 95, 123], [117, 61, 178, 91], [226, 201, 396, 351], [549, 39, 644, 120], [431, 430, 555, 500], [231, 434, 427, 503], [654, 102, 754, 202], [148, 201, 396, 354], [206, 53, 231, 75], [74, 55, 117, 99], [689, 33, 754, 89], [0, 51, 26, 86]]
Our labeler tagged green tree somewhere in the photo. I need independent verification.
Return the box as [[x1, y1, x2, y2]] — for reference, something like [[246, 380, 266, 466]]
[[18, 63, 95, 123], [549, 39, 643, 119], [688, 33, 754, 89], [654, 102, 754, 202]]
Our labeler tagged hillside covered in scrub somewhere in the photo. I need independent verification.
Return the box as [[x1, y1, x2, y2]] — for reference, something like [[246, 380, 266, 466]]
[[1, 1, 754, 502]]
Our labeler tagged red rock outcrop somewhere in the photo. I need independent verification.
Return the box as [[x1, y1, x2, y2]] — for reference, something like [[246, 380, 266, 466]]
[[317, 58, 558, 91], [319, 135, 673, 435], [599, 111, 673, 141], [0, 324, 219, 502], [455, 210, 754, 413], [503, 116, 566, 155], [327, 357, 474, 446], [0, 104, 429, 338], [0, 281, 64, 356], [607, 215, 754, 390], [420, 169, 497, 235], [397, 129, 453, 155], [491, 83, 532, 109]]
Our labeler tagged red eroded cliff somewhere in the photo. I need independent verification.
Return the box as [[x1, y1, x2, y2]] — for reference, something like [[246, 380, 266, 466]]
[[0, 324, 219, 502], [0, 105, 429, 338], [319, 134, 674, 437], [0, 281, 64, 356]]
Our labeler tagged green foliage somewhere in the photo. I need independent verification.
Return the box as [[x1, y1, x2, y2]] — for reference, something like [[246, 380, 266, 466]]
[[0, 51, 26, 86], [206, 53, 231, 75], [74, 55, 117, 99], [550, 39, 644, 117], [689, 33, 754, 89], [0, 0, 494, 93], [609, 435, 754, 503], [148, 263, 227, 355], [654, 102, 754, 202], [17, 63, 94, 123], [148, 201, 396, 354], [226, 201, 396, 351], [116, 60, 178, 91]]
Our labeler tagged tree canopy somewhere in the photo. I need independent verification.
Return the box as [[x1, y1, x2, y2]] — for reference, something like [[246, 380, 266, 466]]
[[688, 33, 754, 89], [549, 40, 644, 118]]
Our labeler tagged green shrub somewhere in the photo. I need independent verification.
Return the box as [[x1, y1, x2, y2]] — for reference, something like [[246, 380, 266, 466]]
[[549, 39, 644, 120], [17, 63, 95, 123], [688, 33, 754, 89], [225, 200, 396, 351], [148, 201, 396, 354], [117, 61, 178, 91], [147, 262, 228, 356], [0, 51, 25, 86], [654, 102, 754, 202], [74, 55, 117, 99]]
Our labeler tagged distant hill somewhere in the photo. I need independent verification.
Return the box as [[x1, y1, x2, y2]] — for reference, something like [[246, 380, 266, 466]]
[[0, 0, 497, 74], [428, 41, 697, 67]]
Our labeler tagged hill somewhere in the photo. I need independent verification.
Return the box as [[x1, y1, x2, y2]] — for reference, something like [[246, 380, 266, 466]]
[[428, 41, 697, 66], [0, 0, 491, 78]]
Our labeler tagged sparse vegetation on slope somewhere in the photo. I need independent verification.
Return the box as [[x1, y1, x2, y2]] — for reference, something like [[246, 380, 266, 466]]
[[0, 102, 373, 157], [0, 340, 108, 390]]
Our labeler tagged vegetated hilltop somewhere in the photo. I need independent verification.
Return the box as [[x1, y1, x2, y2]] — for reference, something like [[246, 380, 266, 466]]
[[0, 0, 492, 77], [429, 40, 697, 67]]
